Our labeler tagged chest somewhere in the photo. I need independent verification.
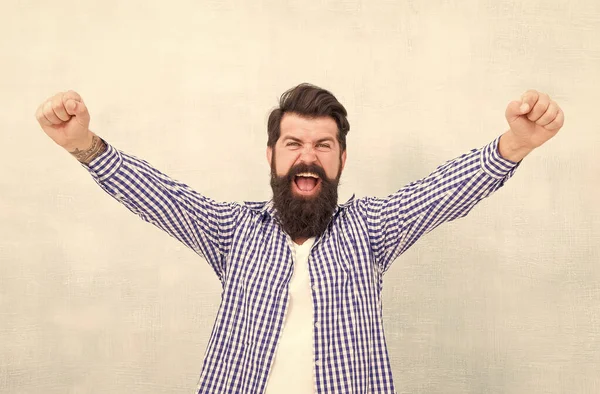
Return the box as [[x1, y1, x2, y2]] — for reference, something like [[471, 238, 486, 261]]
[[223, 216, 381, 306]]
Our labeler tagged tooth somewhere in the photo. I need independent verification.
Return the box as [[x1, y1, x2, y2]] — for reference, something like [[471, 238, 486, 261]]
[[296, 172, 319, 178]]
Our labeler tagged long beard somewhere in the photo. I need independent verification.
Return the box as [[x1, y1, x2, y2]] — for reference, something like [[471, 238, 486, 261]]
[[270, 162, 340, 240]]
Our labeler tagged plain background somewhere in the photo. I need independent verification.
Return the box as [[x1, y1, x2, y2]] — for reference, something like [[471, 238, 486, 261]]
[[1, 0, 599, 393]]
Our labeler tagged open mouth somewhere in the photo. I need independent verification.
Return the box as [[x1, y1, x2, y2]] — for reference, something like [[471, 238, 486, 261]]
[[293, 172, 322, 195]]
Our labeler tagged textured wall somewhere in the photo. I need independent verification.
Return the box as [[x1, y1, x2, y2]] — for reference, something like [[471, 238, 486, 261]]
[[1, 0, 599, 393]]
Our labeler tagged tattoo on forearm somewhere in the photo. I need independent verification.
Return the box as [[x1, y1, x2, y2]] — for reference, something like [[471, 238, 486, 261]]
[[70, 135, 107, 165]]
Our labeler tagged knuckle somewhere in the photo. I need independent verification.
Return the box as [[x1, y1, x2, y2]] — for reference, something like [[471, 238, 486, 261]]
[[43, 103, 58, 122], [70, 90, 81, 99], [42, 102, 53, 115], [549, 112, 565, 129], [542, 100, 551, 110], [65, 89, 81, 102], [541, 94, 551, 106], [52, 96, 63, 110]]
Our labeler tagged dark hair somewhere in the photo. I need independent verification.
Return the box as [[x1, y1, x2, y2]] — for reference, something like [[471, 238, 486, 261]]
[[267, 83, 350, 151]]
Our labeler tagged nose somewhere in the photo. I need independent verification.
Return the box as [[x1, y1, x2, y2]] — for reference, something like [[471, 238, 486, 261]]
[[297, 144, 318, 164]]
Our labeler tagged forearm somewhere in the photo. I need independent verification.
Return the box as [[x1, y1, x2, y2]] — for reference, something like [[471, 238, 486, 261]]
[[82, 141, 241, 279], [369, 136, 521, 271], [498, 130, 533, 163]]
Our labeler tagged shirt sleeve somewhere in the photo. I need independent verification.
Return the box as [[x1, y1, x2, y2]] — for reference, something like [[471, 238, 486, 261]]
[[82, 140, 243, 281], [358, 135, 521, 274]]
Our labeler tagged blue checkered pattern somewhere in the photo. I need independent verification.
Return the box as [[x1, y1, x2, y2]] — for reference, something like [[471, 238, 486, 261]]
[[85, 135, 519, 393]]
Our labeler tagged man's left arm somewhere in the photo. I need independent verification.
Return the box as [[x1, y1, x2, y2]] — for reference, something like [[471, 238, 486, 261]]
[[360, 90, 565, 273]]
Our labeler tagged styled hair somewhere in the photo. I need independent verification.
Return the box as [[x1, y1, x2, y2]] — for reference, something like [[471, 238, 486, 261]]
[[267, 83, 350, 151]]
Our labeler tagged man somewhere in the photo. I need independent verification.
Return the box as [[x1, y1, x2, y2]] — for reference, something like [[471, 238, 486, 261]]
[[35, 84, 564, 394]]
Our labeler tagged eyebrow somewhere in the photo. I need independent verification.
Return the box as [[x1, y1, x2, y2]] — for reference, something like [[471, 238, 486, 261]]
[[282, 136, 336, 144]]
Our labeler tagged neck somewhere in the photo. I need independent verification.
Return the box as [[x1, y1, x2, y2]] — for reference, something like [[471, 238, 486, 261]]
[[293, 237, 309, 245]]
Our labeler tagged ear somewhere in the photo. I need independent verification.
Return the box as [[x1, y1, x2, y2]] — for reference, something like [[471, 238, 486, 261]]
[[340, 150, 347, 172], [266, 146, 273, 166]]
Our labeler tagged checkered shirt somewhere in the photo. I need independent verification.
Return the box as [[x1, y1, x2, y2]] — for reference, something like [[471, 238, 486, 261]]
[[84, 135, 520, 393]]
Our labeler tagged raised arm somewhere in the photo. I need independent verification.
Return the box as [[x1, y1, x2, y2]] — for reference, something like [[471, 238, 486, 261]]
[[35, 91, 241, 281], [359, 89, 565, 273]]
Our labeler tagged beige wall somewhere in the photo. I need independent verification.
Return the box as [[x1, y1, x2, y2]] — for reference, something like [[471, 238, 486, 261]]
[[1, 0, 599, 393]]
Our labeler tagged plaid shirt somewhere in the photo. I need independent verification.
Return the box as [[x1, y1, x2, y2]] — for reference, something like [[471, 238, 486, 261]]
[[85, 135, 520, 394]]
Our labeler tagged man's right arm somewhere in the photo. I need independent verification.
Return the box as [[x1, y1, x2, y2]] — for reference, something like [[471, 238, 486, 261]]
[[35, 91, 240, 281]]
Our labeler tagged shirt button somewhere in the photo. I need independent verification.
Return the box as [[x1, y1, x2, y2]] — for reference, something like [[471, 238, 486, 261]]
[[311, 284, 316, 291], [314, 322, 321, 329], [315, 360, 322, 367]]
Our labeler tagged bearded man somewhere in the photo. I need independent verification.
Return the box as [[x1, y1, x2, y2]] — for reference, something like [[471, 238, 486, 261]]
[[35, 83, 564, 394]]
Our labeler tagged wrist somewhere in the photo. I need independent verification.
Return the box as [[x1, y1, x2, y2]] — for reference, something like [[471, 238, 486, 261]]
[[68, 133, 107, 165], [498, 130, 533, 163], [63, 131, 94, 152]]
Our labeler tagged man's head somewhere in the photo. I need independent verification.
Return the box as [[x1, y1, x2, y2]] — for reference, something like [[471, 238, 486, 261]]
[[266, 83, 350, 240]]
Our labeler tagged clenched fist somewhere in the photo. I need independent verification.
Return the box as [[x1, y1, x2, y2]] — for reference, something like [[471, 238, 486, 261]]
[[35, 90, 93, 152], [496, 90, 565, 163], [505, 90, 565, 150]]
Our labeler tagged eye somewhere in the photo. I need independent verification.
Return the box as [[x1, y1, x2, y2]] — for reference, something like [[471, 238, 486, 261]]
[[316, 143, 331, 148], [286, 141, 301, 147]]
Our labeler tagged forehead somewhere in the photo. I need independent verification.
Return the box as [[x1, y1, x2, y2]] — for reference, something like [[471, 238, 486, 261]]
[[280, 113, 338, 141]]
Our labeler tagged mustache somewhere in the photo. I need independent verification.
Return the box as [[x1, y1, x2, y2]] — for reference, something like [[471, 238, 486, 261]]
[[280, 163, 328, 181]]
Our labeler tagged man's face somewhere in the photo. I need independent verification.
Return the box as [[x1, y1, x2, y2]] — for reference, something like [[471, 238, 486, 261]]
[[266, 113, 347, 240], [267, 113, 347, 194]]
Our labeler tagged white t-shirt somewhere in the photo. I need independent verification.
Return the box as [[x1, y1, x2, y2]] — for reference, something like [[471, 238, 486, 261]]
[[265, 237, 316, 394]]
